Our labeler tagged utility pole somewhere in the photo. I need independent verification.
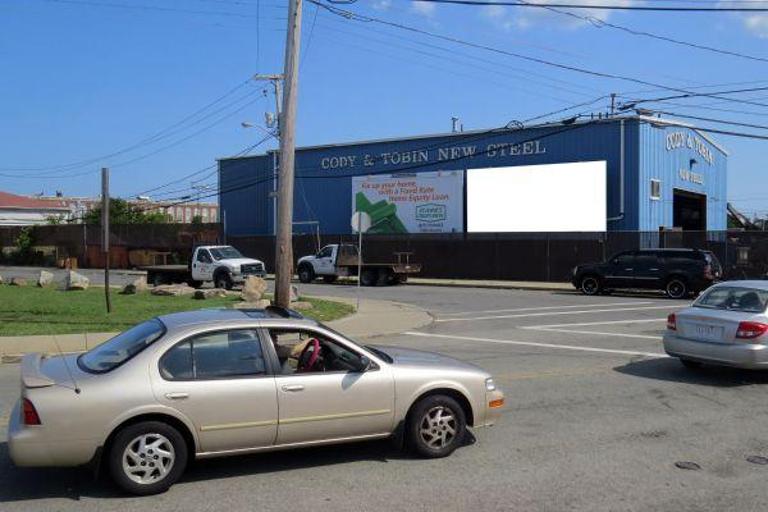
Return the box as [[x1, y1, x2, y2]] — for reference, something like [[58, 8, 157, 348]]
[[273, 0, 303, 308], [101, 167, 112, 313], [610, 93, 616, 116]]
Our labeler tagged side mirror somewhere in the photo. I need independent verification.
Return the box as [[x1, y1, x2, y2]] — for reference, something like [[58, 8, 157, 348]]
[[354, 356, 371, 372]]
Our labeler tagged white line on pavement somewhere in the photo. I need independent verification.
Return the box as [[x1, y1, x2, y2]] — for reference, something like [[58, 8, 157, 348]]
[[523, 318, 666, 329], [405, 331, 668, 358], [436, 301, 657, 317], [434, 305, 676, 323], [525, 327, 662, 340]]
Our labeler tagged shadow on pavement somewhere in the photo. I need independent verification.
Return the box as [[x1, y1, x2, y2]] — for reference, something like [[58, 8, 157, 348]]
[[0, 437, 444, 503], [614, 357, 768, 388]]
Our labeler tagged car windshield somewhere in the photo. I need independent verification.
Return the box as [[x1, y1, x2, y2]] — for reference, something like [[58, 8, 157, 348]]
[[693, 286, 768, 313], [77, 319, 166, 373], [209, 246, 243, 260]]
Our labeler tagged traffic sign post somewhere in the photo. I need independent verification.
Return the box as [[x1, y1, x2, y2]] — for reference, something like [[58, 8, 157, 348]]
[[351, 211, 372, 311]]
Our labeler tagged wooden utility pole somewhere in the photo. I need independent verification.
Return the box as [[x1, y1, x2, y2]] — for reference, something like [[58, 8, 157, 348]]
[[274, 0, 303, 308], [101, 167, 112, 313]]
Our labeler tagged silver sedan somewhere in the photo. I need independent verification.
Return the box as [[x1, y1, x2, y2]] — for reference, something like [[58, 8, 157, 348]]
[[8, 307, 504, 495], [664, 281, 768, 369]]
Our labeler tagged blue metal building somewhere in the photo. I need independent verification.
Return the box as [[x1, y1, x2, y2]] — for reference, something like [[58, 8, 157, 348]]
[[218, 116, 727, 237]]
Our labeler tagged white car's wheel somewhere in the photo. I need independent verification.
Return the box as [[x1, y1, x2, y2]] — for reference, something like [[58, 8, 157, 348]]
[[109, 421, 188, 496], [406, 395, 466, 458]]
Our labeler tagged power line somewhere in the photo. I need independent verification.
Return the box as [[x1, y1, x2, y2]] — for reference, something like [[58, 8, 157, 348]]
[[409, 0, 768, 12], [309, 1, 768, 111]]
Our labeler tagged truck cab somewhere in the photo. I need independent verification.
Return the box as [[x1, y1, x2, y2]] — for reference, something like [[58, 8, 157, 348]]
[[191, 245, 266, 289], [297, 244, 357, 284]]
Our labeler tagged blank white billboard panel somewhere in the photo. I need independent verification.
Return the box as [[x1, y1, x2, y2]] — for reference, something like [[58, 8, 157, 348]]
[[467, 161, 607, 232]]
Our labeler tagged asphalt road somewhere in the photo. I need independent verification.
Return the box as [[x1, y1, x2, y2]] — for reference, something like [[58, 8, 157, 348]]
[[2, 280, 768, 511]]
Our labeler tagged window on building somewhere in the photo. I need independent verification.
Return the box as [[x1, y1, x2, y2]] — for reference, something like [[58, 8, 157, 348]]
[[185, 207, 191, 222], [210, 208, 217, 222], [650, 179, 661, 200]]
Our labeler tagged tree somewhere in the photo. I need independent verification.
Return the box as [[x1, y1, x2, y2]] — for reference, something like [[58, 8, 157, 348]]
[[83, 198, 170, 225], [191, 215, 203, 225]]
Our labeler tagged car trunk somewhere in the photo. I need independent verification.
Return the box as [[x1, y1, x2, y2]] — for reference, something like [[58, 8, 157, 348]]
[[676, 308, 760, 344]]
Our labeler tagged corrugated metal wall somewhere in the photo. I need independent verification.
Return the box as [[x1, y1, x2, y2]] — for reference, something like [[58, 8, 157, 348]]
[[638, 122, 727, 231], [219, 117, 726, 237]]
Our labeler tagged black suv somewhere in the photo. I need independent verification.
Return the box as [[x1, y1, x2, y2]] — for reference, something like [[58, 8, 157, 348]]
[[572, 249, 722, 299]]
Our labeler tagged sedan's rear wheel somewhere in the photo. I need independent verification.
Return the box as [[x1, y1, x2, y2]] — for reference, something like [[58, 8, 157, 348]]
[[109, 421, 188, 496], [406, 395, 466, 458]]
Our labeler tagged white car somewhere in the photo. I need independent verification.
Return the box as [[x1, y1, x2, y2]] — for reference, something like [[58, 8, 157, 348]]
[[664, 281, 768, 369]]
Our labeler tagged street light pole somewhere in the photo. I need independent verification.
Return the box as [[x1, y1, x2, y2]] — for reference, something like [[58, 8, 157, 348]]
[[274, 0, 303, 308]]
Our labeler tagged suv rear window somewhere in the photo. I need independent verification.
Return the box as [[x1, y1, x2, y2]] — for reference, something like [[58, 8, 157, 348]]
[[694, 287, 768, 313], [78, 319, 166, 373]]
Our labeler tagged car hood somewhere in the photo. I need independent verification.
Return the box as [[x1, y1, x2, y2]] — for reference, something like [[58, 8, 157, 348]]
[[218, 257, 263, 267], [369, 345, 484, 373]]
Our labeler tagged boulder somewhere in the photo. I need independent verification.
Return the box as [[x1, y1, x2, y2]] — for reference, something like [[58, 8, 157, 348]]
[[289, 301, 314, 311], [241, 276, 268, 302], [194, 288, 228, 300], [121, 276, 148, 295], [9, 277, 27, 287], [290, 284, 300, 302], [37, 270, 54, 287], [0, 274, 4, 285], [64, 271, 89, 290], [232, 299, 271, 309], [151, 284, 195, 297]]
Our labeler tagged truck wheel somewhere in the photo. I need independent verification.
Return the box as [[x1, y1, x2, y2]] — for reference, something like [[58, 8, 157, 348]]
[[298, 265, 314, 284], [322, 275, 338, 284], [377, 269, 393, 286], [214, 271, 233, 290], [360, 269, 377, 287]]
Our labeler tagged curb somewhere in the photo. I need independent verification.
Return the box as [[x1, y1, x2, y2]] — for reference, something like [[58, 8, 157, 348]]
[[0, 297, 433, 362]]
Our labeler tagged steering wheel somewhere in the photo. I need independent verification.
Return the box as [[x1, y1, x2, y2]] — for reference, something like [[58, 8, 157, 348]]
[[296, 338, 321, 373]]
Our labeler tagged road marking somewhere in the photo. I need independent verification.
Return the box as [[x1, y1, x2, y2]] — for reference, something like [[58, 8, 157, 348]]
[[434, 305, 676, 323], [523, 318, 666, 329], [525, 327, 662, 340], [405, 331, 668, 358], [437, 301, 657, 317]]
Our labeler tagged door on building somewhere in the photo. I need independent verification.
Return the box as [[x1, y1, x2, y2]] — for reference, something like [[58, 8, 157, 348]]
[[673, 189, 707, 231]]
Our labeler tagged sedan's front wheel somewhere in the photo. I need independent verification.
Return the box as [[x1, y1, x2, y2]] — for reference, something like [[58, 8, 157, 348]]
[[406, 395, 466, 458], [109, 421, 188, 496]]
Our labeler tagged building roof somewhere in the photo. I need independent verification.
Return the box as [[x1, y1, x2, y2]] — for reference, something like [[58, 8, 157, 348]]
[[0, 191, 68, 211]]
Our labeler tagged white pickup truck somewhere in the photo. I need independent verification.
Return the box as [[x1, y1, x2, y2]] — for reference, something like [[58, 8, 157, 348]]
[[142, 245, 266, 289], [297, 243, 421, 286]]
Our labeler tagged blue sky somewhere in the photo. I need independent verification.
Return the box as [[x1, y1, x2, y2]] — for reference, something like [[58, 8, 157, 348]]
[[1, 0, 768, 216]]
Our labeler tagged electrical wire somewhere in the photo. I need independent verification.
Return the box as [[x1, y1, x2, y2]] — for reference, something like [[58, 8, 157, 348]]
[[409, 0, 768, 12]]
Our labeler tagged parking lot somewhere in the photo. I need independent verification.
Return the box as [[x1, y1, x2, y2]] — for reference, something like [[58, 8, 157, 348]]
[[3, 284, 768, 511]]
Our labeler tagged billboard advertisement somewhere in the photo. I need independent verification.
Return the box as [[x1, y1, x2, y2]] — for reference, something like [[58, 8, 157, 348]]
[[467, 161, 607, 233], [351, 171, 464, 234]]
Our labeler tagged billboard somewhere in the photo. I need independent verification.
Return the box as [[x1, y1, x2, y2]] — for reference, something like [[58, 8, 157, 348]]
[[467, 161, 607, 232], [352, 171, 464, 234]]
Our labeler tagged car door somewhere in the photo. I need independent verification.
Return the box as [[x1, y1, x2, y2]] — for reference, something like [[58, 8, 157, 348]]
[[192, 249, 214, 281], [632, 252, 663, 289], [604, 251, 637, 288], [266, 327, 395, 446], [151, 328, 278, 453], [314, 246, 336, 275]]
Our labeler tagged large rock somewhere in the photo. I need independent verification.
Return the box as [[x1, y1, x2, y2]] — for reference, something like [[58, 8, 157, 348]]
[[233, 299, 271, 310], [290, 284, 299, 302], [151, 284, 195, 297], [194, 288, 228, 300], [241, 276, 268, 302], [290, 301, 314, 311], [0, 274, 4, 285], [121, 276, 148, 295], [37, 270, 54, 287], [64, 271, 89, 290], [9, 277, 27, 287]]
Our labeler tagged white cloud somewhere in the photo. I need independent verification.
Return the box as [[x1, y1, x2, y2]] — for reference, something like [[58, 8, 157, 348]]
[[411, 1, 437, 17], [372, 0, 392, 11], [745, 14, 768, 38], [480, 0, 641, 31]]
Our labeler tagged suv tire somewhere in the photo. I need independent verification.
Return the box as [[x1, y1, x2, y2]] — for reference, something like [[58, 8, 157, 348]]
[[406, 395, 466, 459], [108, 421, 188, 496], [579, 275, 601, 296], [665, 277, 688, 299]]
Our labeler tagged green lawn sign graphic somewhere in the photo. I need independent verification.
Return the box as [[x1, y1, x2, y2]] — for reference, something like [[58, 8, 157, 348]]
[[355, 192, 409, 234]]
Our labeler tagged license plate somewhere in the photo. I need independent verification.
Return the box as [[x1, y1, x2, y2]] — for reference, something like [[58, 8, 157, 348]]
[[693, 324, 723, 341]]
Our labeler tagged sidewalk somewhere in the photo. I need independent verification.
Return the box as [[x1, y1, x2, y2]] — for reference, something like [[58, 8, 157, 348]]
[[271, 274, 572, 292], [0, 297, 433, 361]]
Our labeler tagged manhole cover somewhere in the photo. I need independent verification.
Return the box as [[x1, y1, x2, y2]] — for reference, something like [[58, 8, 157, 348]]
[[747, 455, 768, 466], [675, 461, 701, 471]]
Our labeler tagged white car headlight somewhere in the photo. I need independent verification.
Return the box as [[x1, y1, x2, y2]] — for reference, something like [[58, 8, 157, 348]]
[[485, 377, 496, 392]]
